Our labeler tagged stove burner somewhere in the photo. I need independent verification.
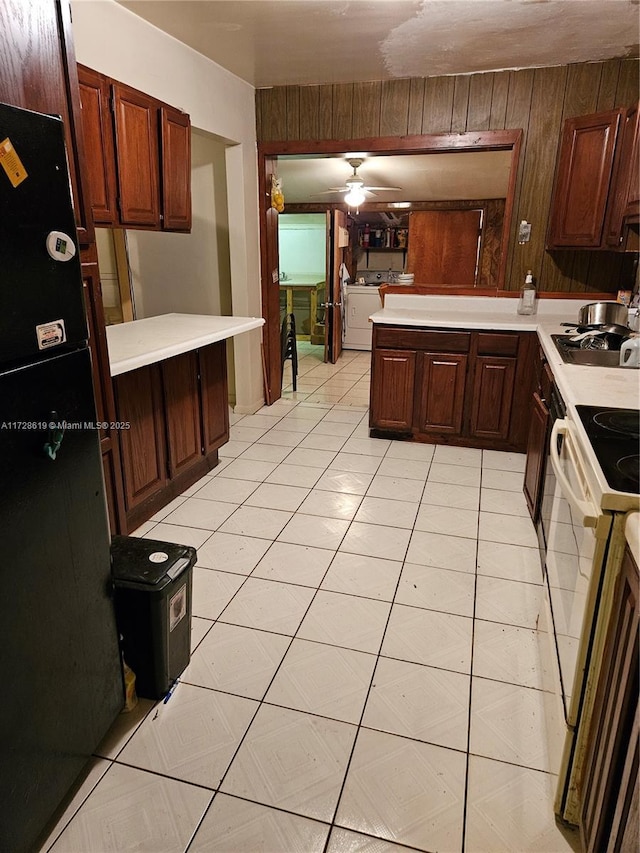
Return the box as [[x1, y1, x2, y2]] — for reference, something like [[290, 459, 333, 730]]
[[616, 455, 640, 485], [592, 409, 640, 438], [576, 405, 640, 495]]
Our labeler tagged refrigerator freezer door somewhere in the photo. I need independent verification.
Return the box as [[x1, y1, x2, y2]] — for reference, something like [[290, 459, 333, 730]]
[[0, 348, 123, 853], [0, 102, 87, 366]]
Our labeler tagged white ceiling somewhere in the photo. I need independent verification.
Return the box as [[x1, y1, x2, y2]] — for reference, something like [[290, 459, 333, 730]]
[[277, 150, 513, 203], [118, 0, 639, 88]]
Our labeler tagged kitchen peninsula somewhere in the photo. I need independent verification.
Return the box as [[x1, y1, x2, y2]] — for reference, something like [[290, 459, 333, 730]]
[[106, 313, 264, 532]]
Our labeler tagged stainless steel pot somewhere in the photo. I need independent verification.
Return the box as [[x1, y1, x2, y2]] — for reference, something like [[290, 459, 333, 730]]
[[578, 301, 629, 328]]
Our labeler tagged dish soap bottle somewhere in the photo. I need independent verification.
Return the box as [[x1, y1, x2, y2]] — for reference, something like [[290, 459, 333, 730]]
[[517, 270, 537, 315]]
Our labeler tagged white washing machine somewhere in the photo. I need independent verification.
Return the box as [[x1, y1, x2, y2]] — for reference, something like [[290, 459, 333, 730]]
[[342, 284, 382, 350]]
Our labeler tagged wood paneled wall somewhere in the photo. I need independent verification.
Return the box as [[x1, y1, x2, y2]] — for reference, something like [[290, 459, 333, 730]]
[[256, 59, 639, 293]]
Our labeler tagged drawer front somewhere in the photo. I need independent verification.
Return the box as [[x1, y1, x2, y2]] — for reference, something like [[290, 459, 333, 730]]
[[476, 332, 519, 357], [375, 325, 471, 353]]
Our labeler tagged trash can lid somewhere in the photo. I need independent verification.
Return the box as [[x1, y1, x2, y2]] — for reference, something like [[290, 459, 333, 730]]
[[111, 535, 197, 586]]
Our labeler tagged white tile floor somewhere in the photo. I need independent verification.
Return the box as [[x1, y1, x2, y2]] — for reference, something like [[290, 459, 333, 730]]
[[41, 344, 581, 853]]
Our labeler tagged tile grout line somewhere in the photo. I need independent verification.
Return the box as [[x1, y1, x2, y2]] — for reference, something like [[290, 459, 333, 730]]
[[320, 446, 435, 853]]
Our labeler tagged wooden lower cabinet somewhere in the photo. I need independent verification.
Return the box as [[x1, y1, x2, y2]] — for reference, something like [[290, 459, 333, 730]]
[[523, 392, 550, 522], [114, 344, 230, 532], [470, 356, 516, 441], [371, 348, 416, 431], [416, 352, 466, 434], [161, 352, 202, 478], [370, 325, 534, 451], [580, 542, 639, 852], [115, 363, 168, 515], [200, 341, 230, 453]]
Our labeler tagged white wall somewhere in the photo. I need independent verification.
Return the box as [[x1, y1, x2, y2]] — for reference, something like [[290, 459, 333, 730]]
[[278, 214, 326, 281], [127, 130, 232, 320], [71, 0, 263, 413]]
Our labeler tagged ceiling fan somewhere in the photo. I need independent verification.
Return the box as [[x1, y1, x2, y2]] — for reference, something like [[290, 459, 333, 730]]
[[320, 158, 402, 209]]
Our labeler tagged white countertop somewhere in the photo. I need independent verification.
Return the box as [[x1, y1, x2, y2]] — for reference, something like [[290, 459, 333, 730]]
[[370, 293, 640, 511], [106, 313, 265, 377]]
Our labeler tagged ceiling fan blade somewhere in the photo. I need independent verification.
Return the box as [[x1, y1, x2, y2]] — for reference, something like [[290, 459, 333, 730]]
[[362, 186, 403, 191]]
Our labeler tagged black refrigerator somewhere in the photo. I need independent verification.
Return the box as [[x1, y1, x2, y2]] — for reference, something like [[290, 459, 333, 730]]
[[0, 103, 123, 852]]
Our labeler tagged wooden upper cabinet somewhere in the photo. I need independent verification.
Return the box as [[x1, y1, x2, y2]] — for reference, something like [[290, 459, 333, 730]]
[[547, 108, 625, 249], [76, 65, 191, 232], [112, 82, 161, 228], [77, 64, 117, 225], [161, 106, 192, 231], [605, 102, 640, 238]]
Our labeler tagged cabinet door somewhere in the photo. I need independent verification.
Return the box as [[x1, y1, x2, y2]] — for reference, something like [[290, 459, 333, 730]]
[[370, 349, 416, 432], [161, 106, 191, 231], [547, 109, 623, 248], [523, 392, 550, 523], [604, 102, 640, 242], [77, 64, 117, 225], [161, 351, 203, 478], [469, 356, 516, 441], [407, 209, 482, 286], [114, 365, 167, 511], [200, 342, 230, 454], [416, 352, 467, 435], [112, 83, 160, 227], [580, 544, 639, 853]]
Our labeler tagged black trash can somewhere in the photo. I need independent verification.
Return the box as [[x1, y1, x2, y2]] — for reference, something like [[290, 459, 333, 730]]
[[111, 535, 196, 700]]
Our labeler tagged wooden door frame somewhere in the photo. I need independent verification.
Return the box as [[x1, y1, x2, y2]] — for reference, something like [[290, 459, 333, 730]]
[[257, 130, 523, 404]]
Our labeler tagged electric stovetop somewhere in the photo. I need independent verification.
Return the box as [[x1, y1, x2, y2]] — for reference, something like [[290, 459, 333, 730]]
[[576, 406, 640, 495]]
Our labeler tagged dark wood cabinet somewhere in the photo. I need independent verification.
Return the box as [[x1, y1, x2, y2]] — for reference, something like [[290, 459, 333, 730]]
[[115, 363, 168, 514], [200, 341, 230, 453], [547, 106, 640, 250], [470, 356, 516, 441], [161, 351, 202, 478], [370, 324, 534, 451], [416, 352, 467, 435], [112, 82, 161, 228], [370, 348, 416, 432], [580, 540, 639, 853], [114, 343, 230, 532], [77, 65, 117, 225], [77, 64, 191, 232], [523, 392, 550, 522], [605, 102, 640, 238], [161, 106, 192, 231]]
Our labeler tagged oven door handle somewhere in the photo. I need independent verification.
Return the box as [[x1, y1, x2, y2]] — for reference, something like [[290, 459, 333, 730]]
[[549, 419, 600, 529]]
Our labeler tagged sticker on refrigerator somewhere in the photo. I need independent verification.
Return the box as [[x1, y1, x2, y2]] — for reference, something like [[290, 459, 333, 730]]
[[169, 584, 187, 632], [36, 320, 66, 350], [0, 137, 28, 187]]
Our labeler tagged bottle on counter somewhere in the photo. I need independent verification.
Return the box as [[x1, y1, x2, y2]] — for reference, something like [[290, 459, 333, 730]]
[[517, 269, 537, 315]]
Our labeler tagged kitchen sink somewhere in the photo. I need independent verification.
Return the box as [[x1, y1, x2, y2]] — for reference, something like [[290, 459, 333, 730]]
[[552, 334, 622, 367]]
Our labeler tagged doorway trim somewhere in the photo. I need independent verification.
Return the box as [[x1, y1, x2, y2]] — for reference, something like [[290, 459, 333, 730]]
[[257, 130, 523, 404]]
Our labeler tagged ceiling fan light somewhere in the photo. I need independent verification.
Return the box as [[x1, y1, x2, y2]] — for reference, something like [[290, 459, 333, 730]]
[[344, 186, 366, 207]]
